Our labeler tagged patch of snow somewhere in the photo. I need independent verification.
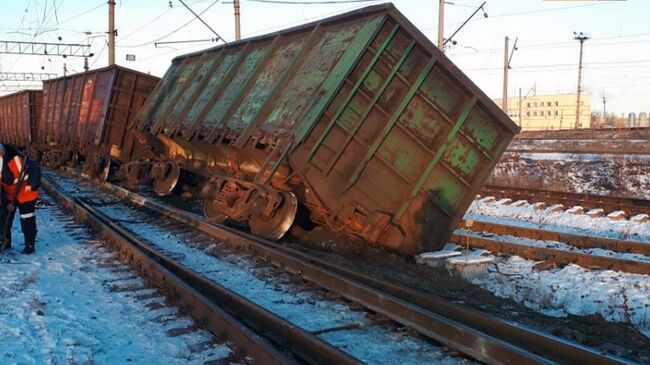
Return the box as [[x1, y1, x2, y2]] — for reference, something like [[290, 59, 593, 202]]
[[45, 171, 473, 365], [466, 199, 650, 243], [456, 228, 650, 263], [471, 256, 650, 338], [0, 194, 229, 364]]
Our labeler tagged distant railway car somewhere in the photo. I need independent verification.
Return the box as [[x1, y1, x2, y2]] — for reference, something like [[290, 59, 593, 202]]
[[38, 65, 159, 179], [129, 3, 519, 254], [0, 90, 42, 152]]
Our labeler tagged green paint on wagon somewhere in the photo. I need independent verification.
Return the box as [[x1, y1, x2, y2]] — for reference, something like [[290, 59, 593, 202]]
[[132, 4, 519, 254]]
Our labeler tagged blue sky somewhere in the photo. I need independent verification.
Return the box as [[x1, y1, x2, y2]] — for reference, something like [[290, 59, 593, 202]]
[[0, 0, 648, 114]]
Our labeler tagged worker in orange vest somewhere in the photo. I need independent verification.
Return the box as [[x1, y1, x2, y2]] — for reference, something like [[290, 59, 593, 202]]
[[0, 144, 40, 254]]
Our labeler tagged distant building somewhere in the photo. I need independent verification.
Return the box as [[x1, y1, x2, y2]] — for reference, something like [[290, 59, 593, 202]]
[[493, 93, 591, 131]]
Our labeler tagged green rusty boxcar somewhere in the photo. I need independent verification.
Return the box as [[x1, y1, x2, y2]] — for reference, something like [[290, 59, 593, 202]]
[[131, 3, 519, 254]]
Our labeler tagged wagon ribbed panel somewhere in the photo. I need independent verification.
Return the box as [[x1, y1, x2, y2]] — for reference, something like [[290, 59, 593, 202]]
[[133, 11, 386, 144], [39, 65, 159, 157], [290, 6, 518, 252], [0, 91, 40, 147], [132, 3, 518, 254]]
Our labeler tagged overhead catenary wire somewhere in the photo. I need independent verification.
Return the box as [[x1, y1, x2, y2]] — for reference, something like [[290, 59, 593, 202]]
[[117, 0, 222, 48], [245, 0, 379, 4], [178, 0, 227, 43]]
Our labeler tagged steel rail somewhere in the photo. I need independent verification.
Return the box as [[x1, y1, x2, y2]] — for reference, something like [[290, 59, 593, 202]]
[[450, 231, 650, 275], [459, 219, 650, 256], [101, 181, 632, 365], [42, 178, 360, 365], [504, 148, 649, 155], [481, 185, 650, 216]]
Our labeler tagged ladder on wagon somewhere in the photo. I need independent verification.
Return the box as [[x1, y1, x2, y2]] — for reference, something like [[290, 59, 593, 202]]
[[254, 139, 293, 186]]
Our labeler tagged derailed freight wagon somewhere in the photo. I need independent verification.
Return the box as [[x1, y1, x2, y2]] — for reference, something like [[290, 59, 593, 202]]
[[38, 65, 159, 179], [0, 90, 42, 153], [130, 3, 519, 254]]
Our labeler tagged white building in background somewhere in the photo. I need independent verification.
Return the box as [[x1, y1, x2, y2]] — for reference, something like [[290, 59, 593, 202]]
[[493, 93, 592, 131]]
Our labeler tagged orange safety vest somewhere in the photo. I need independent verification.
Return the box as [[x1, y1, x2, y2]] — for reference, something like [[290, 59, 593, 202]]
[[2, 155, 38, 204]]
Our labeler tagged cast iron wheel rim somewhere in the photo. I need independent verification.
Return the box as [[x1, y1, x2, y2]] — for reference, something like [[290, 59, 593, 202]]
[[203, 196, 229, 224], [249, 191, 298, 241], [152, 162, 180, 196]]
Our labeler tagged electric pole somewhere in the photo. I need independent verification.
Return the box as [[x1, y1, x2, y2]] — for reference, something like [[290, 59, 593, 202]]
[[502, 36, 509, 111], [518, 88, 522, 127], [108, 0, 116, 66], [602, 91, 607, 127], [234, 0, 241, 41], [574, 32, 589, 129], [502, 36, 518, 113], [437, 0, 444, 51]]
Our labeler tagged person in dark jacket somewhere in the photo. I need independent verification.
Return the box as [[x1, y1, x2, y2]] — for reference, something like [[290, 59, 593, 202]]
[[0, 144, 40, 254]]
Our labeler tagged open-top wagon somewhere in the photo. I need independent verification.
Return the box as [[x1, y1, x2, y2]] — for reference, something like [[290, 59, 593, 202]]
[[129, 3, 519, 254]]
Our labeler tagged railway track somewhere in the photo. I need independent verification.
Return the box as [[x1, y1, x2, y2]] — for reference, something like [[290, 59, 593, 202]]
[[481, 185, 650, 217], [451, 222, 650, 275], [43, 170, 634, 365]]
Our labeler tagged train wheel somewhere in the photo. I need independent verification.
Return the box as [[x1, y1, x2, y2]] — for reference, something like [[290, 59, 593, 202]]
[[249, 191, 298, 241], [152, 162, 180, 196], [203, 197, 228, 224]]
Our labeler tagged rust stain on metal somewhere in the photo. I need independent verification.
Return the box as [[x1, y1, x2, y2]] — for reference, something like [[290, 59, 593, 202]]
[[131, 4, 519, 254]]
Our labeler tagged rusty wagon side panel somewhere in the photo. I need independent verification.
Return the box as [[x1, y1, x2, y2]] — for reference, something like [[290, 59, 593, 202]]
[[0, 90, 42, 148], [132, 3, 519, 254], [39, 65, 159, 162], [290, 9, 519, 253]]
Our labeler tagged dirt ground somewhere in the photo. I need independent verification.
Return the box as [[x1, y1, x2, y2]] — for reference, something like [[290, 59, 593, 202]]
[[286, 228, 650, 363]]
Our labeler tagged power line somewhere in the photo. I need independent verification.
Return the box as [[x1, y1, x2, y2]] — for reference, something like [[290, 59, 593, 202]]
[[119, 7, 173, 41], [117, 0, 221, 48], [245, 0, 379, 4], [178, 0, 226, 43]]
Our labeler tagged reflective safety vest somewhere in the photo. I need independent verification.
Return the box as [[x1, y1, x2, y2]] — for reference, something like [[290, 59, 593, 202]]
[[2, 155, 38, 204]]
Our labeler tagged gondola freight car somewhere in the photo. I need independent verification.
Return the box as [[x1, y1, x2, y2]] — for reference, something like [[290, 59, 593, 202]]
[[38, 65, 159, 180], [0, 90, 42, 154], [128, 3, 519, 254]]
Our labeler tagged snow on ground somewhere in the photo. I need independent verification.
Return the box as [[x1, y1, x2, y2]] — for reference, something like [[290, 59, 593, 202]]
[[92, 200, 476, 365], [466, 198, 650, 243], [462, 198, 650, 338], [0, 194, 231, 365], [470, 256, 650, 338], [456, 228, 650, 263]]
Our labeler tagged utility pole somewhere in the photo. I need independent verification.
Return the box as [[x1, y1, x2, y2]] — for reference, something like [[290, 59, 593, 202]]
[[108, 0, 116, 66], [602, 92, 607, 127], [437, 0, 444, 51], [234, 0, 241, 41], [502, 36, 518, 113], [63, 63, 67, 76], [518, 88, 522, 127], [502, 36, 509, 111], [573, 32, 589, 128]]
